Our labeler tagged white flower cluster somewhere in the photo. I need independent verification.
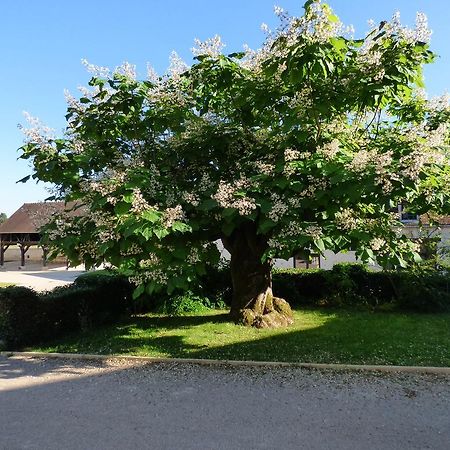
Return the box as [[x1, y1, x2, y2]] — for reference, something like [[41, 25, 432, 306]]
[[260, 23, 271, 35], [367, 11, 432, 45], [401, 152, 432, 181], [374, 151, 395, 194], [187, 247, 201, 264], [20, 112, 55, 146], [98, 228, 119, 243], [267, 237, 286, 251], [300, 1, 352, 44], [357, 11, 431, 82], [323, 119, 348, 136], [81, 180, 112, 197], [120, 243, 142, 256], [301, 176, 328, 199], [318, 139, 340, 160], [284, 148, 301, 161], [162, 205, 185, 228], [396, 239, 421, 255], [241, 1, 352, 71], [182, 192, 200, 207], [77, 241, 100, 260], [64, 89, 84, 111], [269, 221, 323, 252], [168, 51, 189, 79], [130, 268, 169, 286], [91, 210, 115, 228], [146, 64, 159, 83], [254, 161, 275, 176], [115, 61, 136, 79], [304, 225, 323, 239], [268, 193, 289, 222], [212, 179, 257, 216], [369, 237, 386, 251], [191, 35, 225, 58], [428, 93, 450, 112], [335, 208, 359, 231], [70, 139, 85, 155], [400, 124, 448, 180], [288, 87, 313, 110], [356, 39, 386, 81], [282, 221, 303, 237], [198, 173, 214, 192], [46, 215, 81, 242], [427, 124, 448, 148], [139, 254, 160, 268], [347, 149, 375, 172], [81, 59, 110, 78], [131, 188, 151, 214]]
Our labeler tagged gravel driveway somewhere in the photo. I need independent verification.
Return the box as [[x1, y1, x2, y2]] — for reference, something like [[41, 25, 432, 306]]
[[0, 355, 449, 450]]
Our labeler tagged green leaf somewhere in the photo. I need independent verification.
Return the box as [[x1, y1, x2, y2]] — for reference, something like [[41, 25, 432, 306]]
[[314, 238, 325, 253], [200, 199, 216, 211], [114, 202, 130, 215], [171, 221, 191, 233], [154, 228, 169, 239], [139, 227, 153, 240], [132, 284, 145, 299], [222, 208, 235, 218], [258, 218, 276, 234], [142, 209, 160, 222]]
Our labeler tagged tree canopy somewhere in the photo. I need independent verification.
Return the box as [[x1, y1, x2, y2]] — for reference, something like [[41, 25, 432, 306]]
[[20, 1, 450, 326]]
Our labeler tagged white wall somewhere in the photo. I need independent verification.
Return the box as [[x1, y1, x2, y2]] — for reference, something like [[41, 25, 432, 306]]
[[319, 250, 358, 270], [216, 239, 294, 268], [217, 226, 450, 270]]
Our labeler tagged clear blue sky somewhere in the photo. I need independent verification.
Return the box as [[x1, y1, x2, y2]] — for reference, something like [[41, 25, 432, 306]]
[[1, 0, 449, 216]]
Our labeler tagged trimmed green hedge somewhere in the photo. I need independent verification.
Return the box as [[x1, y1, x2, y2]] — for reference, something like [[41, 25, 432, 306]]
[[0, 287, 42, 348], [273, 263, 450, 312], [0, 273, 133, 349]]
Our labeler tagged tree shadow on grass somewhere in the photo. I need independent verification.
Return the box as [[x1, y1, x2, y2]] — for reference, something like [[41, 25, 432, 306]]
[[129, 312, 230, 330], [20, 309, 450, 367], [104, 310, 450, 366]]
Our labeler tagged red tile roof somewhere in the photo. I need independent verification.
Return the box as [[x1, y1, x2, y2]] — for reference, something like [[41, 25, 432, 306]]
[[0, 202, 77, 234]]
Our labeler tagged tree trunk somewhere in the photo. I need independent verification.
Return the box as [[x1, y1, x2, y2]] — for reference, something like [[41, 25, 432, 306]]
[[222, 224, 293, 328]]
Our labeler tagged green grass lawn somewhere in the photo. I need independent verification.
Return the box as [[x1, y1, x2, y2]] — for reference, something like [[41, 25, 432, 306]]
[[0, 282, 14, 287], [29, 309, 450, 367]]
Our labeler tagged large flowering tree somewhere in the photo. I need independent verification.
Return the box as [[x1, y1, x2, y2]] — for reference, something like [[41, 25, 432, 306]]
[[20, 2, 450, 327]]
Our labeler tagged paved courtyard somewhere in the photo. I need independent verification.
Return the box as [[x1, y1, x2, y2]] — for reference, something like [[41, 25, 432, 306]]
[[0, 261, 85, 291], [0, 355, 449, 450]]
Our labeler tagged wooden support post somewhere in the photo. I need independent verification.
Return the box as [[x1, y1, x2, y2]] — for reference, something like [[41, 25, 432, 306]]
[[42, 246, 48, 267], [19, 244, 30, 267], [0, 244, 9, 266]]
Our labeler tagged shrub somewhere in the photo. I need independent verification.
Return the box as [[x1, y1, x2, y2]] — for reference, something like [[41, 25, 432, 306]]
[[197, 260, 232, 306], [272, 263, 450, 312], [74, 270, 134, 317], [391, 271, 450, 313], [156, 292, 212, 316], [273, 268, 328, 305], [0, 287, 42, 348], [0, 271, 134, 349], [41, 285, 110, 332]]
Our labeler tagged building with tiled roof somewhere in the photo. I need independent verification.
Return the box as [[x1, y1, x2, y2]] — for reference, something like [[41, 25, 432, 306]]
[[0, 202, 72, 266]]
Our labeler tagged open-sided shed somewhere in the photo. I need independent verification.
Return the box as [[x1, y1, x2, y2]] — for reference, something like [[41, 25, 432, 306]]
[[0, 202, 68, 266]]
